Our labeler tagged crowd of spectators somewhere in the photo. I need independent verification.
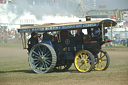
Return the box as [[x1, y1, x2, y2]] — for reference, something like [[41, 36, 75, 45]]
[[105, 36, 128, 47], [113, 37, 128, 47], [0, 28, 21, 43]]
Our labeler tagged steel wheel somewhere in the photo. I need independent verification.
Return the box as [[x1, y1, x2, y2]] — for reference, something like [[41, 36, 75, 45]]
[[74, 50, 95, 73], [29, 44, 57, 74], [54, 62, 72, 72], [94, 49, 110, 71]]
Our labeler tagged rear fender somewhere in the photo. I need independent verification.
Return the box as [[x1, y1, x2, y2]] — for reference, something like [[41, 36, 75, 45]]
[[40, 41, 54, 48]]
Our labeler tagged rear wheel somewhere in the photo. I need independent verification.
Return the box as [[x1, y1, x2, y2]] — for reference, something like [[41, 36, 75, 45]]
[[74, 50, 95, 72], [29, 44, 57, 74], [94, 49, 110, 71]]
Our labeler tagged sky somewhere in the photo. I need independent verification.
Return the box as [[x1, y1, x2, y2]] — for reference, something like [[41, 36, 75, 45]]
[[96, 0, 128, 10]]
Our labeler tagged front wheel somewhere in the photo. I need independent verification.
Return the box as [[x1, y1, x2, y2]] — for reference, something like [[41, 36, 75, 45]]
[[29, 44, 57, 74], [94, 49, 110, 71], [74, 50, 95, 73]]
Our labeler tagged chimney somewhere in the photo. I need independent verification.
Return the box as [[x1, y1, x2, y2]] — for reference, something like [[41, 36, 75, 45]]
[[86, 16, 91, 21]]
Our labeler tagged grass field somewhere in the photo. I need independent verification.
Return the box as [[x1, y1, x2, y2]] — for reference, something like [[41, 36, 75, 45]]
[[0, 43, 128, 85]]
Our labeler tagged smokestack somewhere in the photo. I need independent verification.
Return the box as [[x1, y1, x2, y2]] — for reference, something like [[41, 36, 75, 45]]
[[86, 16, 91, 21]]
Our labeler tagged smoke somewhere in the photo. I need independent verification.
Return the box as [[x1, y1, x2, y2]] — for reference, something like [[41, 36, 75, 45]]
[[13, 0, 77, 18], [0, 0, 94, 24]]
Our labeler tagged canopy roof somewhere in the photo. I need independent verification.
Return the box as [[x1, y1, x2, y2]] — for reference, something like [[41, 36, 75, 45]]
[[18, 19, 117, 33]]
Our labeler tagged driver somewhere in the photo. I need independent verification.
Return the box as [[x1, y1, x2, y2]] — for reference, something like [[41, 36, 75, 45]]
[[27, 32, 39, 53], [92, 27, 100, 38]]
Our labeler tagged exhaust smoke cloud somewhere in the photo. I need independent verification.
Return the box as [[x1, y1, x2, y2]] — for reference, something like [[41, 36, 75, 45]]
[[0, 0, 94, 24]]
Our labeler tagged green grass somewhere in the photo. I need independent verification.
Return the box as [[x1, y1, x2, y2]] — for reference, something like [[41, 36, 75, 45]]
[[0, 43, 23, 48], [0, 43, 128, 85]]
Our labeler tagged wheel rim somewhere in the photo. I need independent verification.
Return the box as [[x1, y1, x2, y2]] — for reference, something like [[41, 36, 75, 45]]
[[94, 50, 110, 71], [74, 50, 95, 72], [29, 44, 57, 73]]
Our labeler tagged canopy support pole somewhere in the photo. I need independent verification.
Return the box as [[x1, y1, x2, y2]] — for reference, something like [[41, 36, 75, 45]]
[[57, 31, 61, 43], [24, 32, 27, 49], [20, 32, 27, 49], [102, 22, 104, 41], [110, 21, 113, 41]]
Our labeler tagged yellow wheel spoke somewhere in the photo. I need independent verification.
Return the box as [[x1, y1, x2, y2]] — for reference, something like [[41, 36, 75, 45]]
[[97, 63, 101, 69], [79, 62, 84, 68], [85, 63, 89, 69], [97, 63, 99, 68], [82, 63, 84, 70], [80, 54, 83, 59], [101, 62, 105, 70], [101, 62, 104, 67], [102, 59, 107, 61], [101, 54, 105, 59], [84, 54, 87, 59], [77, 57, 83, 62], [100, 52, 102, 58], [100, 62, 102, 68]]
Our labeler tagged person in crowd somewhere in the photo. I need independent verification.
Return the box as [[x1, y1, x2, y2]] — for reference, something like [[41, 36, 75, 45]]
[[122, 38, 126, 47]]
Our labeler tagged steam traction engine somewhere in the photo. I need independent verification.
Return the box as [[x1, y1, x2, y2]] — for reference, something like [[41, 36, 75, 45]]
[[18, 19, 116, 73]]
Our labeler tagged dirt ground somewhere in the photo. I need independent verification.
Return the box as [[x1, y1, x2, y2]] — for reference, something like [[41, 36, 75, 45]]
[[0, 44, 128, 85]]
